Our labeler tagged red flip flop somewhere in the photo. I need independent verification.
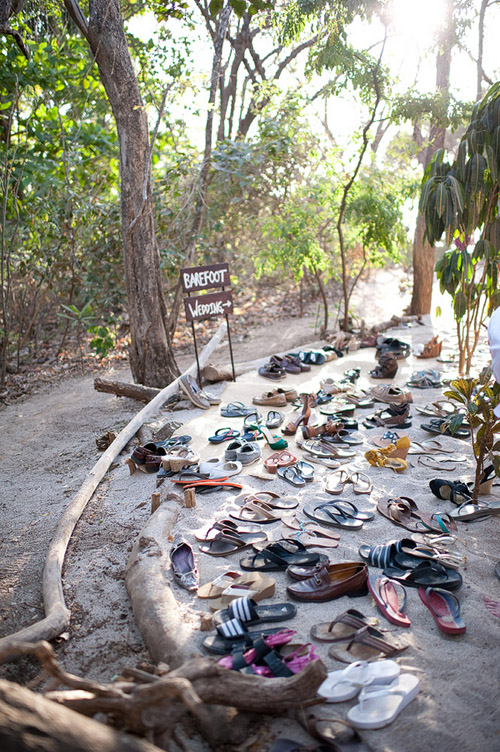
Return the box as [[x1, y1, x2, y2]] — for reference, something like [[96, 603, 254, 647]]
[[418, 586, 466, 634], [368, 573, 411, 628]]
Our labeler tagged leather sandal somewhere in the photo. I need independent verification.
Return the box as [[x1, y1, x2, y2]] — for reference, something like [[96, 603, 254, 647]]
[[328, 624, 409, 663]]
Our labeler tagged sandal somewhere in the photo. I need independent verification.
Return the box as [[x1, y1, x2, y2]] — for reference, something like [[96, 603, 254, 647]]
[[221, 402, 258, 417], [364, 448, 407, 472], [415, 335, 443, 359], [415, 399, 458, 418], [429, 478, 472, 505], [383, 560, 463, 591], [310, 608, 376, 643], [304, 714, 375, 752], [303, 501, 364, 530], [367, 574, 411, 628], [328, 624, 409, 663], [377, 497, 456, 534], [369, 355, 398, 380], [208, 427, 240, 444], [207, 573, 276, 611], [214, 596, 296, 627], [217, 629, 296, 669], [240, 539, 321, 571], [199, 530, 268, 556], [363, 404, 411, 429], [230, 500, 283, 524], [203, 623, 289, 655], [420, 417, 470, 439], [195, 519, 264, 542], [418, 586, 466, 634], [277, 465, 307, 487], [264, 449, 297, 474]]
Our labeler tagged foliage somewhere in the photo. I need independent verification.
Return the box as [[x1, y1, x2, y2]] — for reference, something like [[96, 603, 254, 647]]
[[419, 82, 500, 374], [444, 367, 500, 500]]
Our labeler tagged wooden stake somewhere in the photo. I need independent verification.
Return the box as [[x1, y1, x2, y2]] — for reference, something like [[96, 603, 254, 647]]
[[183, 488, 196, 508], [151, 492, 161, 514]]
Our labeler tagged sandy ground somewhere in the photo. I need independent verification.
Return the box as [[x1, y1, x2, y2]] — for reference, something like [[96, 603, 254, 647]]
[[1, 268, 500, 751]]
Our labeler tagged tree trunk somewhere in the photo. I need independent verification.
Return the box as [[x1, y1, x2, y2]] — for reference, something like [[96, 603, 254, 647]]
[[63, 0, 177, 387], [409, 0, 453, 315], [409, 212, 435, 315]]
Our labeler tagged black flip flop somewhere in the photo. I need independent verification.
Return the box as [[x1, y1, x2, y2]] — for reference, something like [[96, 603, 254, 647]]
[[239, 539, 320, 571], [303, 501, 364, 529], [383, 560, 463, 591]]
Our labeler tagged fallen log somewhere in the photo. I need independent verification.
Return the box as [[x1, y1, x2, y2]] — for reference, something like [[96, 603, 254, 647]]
[[94, 378, 160, 403]]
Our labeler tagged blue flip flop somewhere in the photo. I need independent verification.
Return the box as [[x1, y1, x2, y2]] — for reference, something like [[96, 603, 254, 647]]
[[209, 427, 241, 444]]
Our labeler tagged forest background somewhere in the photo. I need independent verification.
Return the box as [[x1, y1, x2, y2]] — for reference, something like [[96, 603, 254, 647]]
[[1, 0, 500, 397]]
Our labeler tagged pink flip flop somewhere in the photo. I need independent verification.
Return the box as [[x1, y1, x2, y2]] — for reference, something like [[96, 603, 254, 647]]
[[368, 574, 411, 628], [418, 587, 466, 634]]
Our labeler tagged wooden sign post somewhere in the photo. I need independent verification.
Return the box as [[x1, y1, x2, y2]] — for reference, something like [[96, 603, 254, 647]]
[[180, 263, 236, 383]]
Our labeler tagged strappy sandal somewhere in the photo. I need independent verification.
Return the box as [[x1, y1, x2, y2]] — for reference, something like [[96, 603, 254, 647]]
[[264, 449, 297, 474], [363, 404, 411, 429], [364, 448, 407, 472], [415, 335, 443, 359], [282, 394, 311, 436], [415, 400, 458, 418], [328, 624, 408, 663]]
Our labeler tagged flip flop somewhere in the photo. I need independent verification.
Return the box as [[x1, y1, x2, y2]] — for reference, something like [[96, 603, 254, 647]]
[[229, 500, 283, 524], [195, 519, 264, 542], [304, 715, 375, 752], [214, 596, 297, 627], [420, 418, 470, 439], [310, 608, 377, 642], [198, 531, 265, 557], [328, 624, 409, 663], [303, 501, 364, 529], [377, 497, 455, 534], [367, 574, 411, 628], [295, 460, 315, 481], [239, 539, 320, 571], [383, 560, 463, 591], [347, 674, 420, 729], [238, 491, 299, 510], [277, 465, 307, 486], [208, 427, 240, 444], [318, 659, 401, 702], [415, 400, 459, 418], [407, 439, 455, 455], [418, 586, 466, 634], [220, 402, 257, 417], [417, 456, 465, 471]]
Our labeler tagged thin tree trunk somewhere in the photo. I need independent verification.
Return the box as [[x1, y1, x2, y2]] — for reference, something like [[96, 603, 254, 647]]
[[167, 2, 232, 337], [410, 0, 453, 315], [64, 0, 177, 387]]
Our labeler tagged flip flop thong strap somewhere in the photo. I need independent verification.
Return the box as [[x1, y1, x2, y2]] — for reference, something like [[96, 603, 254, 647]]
[[378, 576, 407, 612]]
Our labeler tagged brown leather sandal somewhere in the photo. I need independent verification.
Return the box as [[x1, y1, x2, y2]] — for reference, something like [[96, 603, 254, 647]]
[[416, 335, 443, 359], [327, 623, 409, 663], [369, 354, 398, 379]]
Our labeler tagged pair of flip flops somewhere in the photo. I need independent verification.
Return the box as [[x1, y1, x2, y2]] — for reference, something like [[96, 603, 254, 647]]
[[239, 538, 322, 572], [303, 500, 374, 530], [277, 461, 314, 486], [377, 496, 457, 534], [420, 417, 470, 439]]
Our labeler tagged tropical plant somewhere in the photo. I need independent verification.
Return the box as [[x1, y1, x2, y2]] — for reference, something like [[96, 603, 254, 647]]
[[419, 82, 500, 375], [444, 367, 500, 500]]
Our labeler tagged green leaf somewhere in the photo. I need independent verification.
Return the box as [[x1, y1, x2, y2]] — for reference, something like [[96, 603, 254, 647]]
[[453, 289, 467, 320], [466, 153, 487, 193], [435, 182, 447, 218]]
